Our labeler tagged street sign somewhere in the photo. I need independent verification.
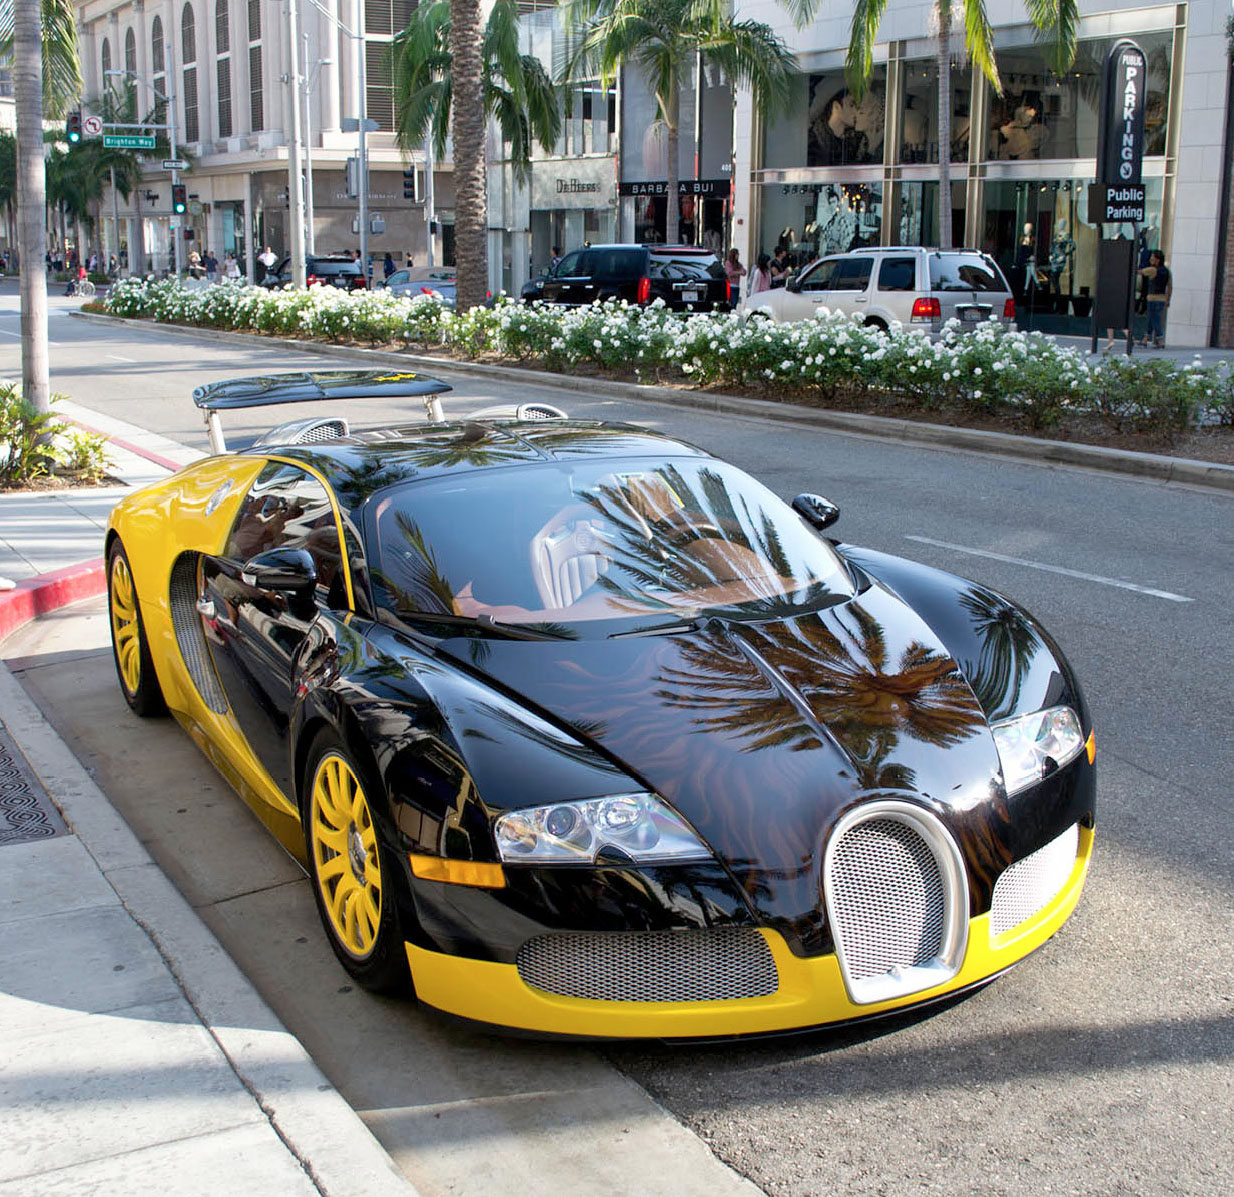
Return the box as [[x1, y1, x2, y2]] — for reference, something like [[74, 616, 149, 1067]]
[[83, 114, 103, 137], [104, 134, 156, 149], [162, 158, 188, 171], [341, 117, 380, 132], [1087, 184, 1146, 225]]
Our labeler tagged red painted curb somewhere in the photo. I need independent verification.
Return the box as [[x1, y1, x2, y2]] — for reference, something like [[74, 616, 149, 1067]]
[[0, 559, 107, 645]]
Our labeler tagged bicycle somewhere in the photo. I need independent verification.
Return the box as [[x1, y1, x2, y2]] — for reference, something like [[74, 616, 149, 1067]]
[[67, 278, 96, 299]]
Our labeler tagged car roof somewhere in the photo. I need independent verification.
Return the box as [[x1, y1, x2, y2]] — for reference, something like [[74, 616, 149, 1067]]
[[263, 420, 712, 514]]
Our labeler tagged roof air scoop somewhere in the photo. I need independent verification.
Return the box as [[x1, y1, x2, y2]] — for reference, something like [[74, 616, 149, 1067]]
[[250, 417, 350, 449], [469, 402, 568, 421]]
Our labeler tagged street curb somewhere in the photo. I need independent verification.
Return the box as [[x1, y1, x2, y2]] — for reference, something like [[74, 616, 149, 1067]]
[[0, 559, 106, 644], [73, 309, 1234, 494], [0, 661, 420, 1197]]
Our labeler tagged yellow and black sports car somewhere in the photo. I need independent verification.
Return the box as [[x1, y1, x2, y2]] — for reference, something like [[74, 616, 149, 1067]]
[[106, 370, 1095, 1038]]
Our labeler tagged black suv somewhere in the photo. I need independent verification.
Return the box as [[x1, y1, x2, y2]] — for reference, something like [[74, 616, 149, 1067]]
[[260, 255, 368, 290], [523, 244, 731, 311]]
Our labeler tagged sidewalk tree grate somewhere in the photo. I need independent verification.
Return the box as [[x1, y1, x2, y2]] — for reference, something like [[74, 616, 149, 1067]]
[[0, 723, 68, 846]]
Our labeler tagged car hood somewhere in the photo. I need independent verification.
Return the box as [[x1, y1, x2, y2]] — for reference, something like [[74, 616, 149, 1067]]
[[438, 581, 1006, 948]]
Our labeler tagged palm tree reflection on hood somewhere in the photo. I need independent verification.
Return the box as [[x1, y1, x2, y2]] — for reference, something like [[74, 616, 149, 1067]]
[[656, 602, 986, 790], [958, 587, 1041, 721]]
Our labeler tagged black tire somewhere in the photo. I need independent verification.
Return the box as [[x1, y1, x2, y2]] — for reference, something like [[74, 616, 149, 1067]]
[[865, 317, 889, 333], [107, 540, 167, 718], [302, 734, 411, 995]]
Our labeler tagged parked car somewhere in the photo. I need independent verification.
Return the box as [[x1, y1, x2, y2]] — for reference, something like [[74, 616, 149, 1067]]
[[105, 368, 1095, 1038], [743, 247, 1016, 334], [260, 255, 368, 291], [523, 244, 733, 312], [374, 266, 457, 308]]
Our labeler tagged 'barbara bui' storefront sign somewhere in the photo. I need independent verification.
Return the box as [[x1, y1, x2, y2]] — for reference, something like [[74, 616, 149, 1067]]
[[617, 179, 732, 197], [1099, 40, 1147, 188]]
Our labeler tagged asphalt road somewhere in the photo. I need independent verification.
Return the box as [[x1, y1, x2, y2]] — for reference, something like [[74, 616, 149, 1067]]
[[5, 291, 1233, 1195]]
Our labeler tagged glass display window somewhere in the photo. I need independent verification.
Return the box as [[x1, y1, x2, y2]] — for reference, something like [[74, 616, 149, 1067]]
[[899, 61, 974, 164], [805, 69, 888, 168], [759, 182, 883, 267]]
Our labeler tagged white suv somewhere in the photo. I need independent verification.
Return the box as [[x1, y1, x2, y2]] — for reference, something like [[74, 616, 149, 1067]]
[[743, 248, 1016, 334]]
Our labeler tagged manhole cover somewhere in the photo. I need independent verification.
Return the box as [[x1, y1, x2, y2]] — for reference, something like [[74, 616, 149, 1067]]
[[0, 723, 67, 846]]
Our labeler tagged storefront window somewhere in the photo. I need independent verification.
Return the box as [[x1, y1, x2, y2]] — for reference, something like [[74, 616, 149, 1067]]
[[759, 182, 882, 267], [900, 61, 974, 163], [987, 33, 1171, 162], [895, 181, 966, 248]]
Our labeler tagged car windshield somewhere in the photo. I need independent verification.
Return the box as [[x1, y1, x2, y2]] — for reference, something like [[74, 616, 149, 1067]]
[[367, 457, 854, 633], [929, 254, 1006, 292]]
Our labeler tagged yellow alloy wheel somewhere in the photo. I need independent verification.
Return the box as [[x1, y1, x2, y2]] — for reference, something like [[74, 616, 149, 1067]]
[[110, 553, 142, 695], [310, 753, 383, 958]]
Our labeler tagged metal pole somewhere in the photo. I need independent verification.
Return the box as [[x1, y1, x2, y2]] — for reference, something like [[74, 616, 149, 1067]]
[[111, 166, 121, 275], [165, 38, 183, 277], [286, 0, 307, 287], [302, 32, 316, 256], [425, 136, 435, 267], [354, 0, 368, 278]]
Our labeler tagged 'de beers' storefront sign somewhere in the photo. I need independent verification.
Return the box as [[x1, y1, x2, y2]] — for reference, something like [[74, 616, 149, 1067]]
[[1088, 40, 1148, 223], [530, 158, 617, 211]]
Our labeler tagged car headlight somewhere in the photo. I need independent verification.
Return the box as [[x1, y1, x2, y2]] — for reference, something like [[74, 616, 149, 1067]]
[[991, 706, 1085, 795], [494, 793, 712, 865]]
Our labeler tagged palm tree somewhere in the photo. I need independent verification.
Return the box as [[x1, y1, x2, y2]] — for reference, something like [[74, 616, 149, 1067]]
[[564, 0, 798, 245], [846, 0, 1077, 249], [392, 0, 561, 311], [1, 0, 82, 415], [449, 0, 487, 313]]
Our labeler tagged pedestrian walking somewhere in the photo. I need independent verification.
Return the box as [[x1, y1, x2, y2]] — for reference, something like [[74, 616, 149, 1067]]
[[256, 245, 277, 284], [383, 252, 395, 279], [204, 251, 218, 282], [724, 249, 747, 296], [550, 245, 563, 270], [225, 252, 241, 281], [1137, 250, 1171, 348], [749, 253, 773, 296]]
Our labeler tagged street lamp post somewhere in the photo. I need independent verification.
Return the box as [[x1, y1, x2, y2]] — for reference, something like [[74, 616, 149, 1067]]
[[301, 34, 333, 258], [284, 0, 307, 287]]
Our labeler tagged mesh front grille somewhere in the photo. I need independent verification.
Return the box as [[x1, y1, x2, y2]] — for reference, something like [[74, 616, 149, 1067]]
[[169, 555, 229, 714], [827, 818, 946, 981], [516, 928, 778, 1003], [990, 823, 1079, 939]]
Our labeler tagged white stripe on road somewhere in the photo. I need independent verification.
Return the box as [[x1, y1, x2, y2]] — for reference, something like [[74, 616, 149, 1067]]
[[0, 327, 59, 345], [905, 535, 1194, 603], [105, 353, 136, 362]]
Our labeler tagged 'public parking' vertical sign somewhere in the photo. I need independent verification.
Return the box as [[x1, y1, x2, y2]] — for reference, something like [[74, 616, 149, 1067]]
[[1099, 41, 1147, 188]]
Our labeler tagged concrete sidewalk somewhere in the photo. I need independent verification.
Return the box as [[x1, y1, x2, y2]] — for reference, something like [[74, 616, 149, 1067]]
[[0, 416, 416, 1196]]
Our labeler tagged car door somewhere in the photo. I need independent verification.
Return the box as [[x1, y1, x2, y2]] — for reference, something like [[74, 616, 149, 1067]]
[[539, 250, 583, 304], [199, 461, 349, 796], [830, 256, 875, 317], [385, 269, 410, 294], [873, 255, 920, 326], [792, 258, 840, 320]]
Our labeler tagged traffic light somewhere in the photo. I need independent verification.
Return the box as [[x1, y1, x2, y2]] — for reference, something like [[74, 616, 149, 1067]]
[[66, 110, 82, 143], [403, 169, 416, 200], [171, 184, 187, 215]]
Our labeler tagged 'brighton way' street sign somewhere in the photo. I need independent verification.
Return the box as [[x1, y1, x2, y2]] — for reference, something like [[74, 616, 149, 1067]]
[[104, 134, 157, 149]]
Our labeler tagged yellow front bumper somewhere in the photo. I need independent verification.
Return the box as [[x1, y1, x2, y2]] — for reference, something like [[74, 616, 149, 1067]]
[[407, 825, 1093, 1039]]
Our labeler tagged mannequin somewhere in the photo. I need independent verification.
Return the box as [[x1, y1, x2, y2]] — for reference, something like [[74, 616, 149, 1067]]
[[1049, 219, 1076, 295], [1015, 222, 1035, 298], [999, 104, 1046, 159]]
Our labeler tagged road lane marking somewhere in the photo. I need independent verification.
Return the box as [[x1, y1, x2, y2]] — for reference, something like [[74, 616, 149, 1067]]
[[0, 328, 59, 345], [105, 354, 136, 362], [905, 535, 1194, 603]]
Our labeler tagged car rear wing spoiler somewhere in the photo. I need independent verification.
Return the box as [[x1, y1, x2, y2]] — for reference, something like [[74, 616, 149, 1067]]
[[192, 369, 453, 454]]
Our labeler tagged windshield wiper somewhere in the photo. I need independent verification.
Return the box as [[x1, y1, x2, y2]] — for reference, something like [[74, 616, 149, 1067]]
[[399, 611, 571, 641], [609, 616, 704, 639]]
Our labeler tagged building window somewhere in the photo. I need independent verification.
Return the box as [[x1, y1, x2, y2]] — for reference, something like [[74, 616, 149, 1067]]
[[216, 0, 232, 138], [248, 0, 263, 132], [124, 28, 136, 74], [101, 37, 111, 80], [152, 16, 166, 124], [363, 0, 414, 132], [900, 61, 973, 164], [182, 3, 199, 143]]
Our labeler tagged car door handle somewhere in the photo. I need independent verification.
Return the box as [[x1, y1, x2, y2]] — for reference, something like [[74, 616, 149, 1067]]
[[196, 596, 217, 620], [853, 296, 869, 303]]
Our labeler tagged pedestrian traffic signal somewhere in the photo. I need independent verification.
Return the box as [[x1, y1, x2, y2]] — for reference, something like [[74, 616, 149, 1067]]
[[66, 110, 82, 143], [171, 184, 187, 215], [403, 169, 416, 200]]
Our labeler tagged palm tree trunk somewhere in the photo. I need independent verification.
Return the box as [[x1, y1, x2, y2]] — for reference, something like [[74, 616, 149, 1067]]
[[936, 1, 953, 249], [664, 85, 680, 245], [14, 0, 50, 414], [450, 0, 488, 312]]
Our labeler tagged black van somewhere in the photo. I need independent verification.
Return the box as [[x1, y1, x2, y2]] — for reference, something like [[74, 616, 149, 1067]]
[[525, 244, 731, 312]]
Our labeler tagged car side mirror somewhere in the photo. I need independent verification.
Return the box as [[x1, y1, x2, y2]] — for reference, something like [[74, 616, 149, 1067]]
[[786, 276, 802, 293], [241, 547, 317, 615], [792, 493, 840, 531]]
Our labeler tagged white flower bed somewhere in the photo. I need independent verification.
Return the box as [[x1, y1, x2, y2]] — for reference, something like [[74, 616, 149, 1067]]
[[103, 278, 1233, 437]]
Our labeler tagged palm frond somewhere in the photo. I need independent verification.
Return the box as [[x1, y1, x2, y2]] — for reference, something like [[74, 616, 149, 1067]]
[[845, 0, 890, 100], [1026, 0, 1079, 75], [962, 0, 1002, 93]]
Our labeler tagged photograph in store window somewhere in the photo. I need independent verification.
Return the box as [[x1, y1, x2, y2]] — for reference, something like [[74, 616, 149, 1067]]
[[765, 183, 882, 271], [807, 71, 886, 167]]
